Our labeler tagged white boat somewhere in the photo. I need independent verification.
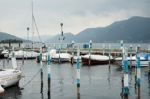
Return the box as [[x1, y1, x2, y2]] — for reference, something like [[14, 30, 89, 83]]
[[52, 53, 72, 63], [81, 54, 114, 65], [0, 49, 22, 94], [0, 69, 22, 88], [9, 50, 39, 59], [115, 53, 150, 67], [40, 49, 72, 63], [40, 49, 57, 62]]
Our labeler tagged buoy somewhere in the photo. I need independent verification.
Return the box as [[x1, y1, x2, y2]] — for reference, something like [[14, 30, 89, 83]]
[[0, 85, 4, 95]]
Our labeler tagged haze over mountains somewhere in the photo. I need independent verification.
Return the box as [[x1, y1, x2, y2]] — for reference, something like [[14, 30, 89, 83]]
[[1, 16, 150, 43], [47, 16, 150, 43]]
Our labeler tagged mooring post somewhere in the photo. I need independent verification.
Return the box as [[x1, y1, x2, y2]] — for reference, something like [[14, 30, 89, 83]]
[[40, 47, 43, 93], [22, 47, 24, 65], [103, 43, 105, 55], [120, 40, 124, 68], [47, 47, 51, 98], [88, 40, 92, 65], [123, 48, 129, 97], [108, 44, 111, 65], [76, 46, 80, 95], [149, 62, 150, 76], [3, 58, 5, 69], [136, 46, 141, 87], [129, 45, 132, 69], [71, 40, 75, 65]]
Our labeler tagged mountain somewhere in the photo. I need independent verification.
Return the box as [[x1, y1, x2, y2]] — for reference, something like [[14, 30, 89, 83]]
[[74, 16, 150, 43], [47, 16, 150, 43], [0, 32, 24, 42]]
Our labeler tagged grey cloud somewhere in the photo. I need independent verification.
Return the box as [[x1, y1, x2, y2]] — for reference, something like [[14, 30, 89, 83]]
[[0, 0, 150, 37]]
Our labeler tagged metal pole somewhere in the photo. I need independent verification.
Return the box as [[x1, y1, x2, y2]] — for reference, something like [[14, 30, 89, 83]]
[[71, 40, 75, 65], [149, 62, 150, 76], [27, 27, 30, 48], [47, 47, 51, 98], [108, 44, 111, 65], [129, 45, 132, 69], [40, 47, 43, 93], [120, 40, 124, 68], [136, 46, 141, 87], [123, 48, 129, 97], [88, 40, 92, 65], [76, 46, 80, 95]]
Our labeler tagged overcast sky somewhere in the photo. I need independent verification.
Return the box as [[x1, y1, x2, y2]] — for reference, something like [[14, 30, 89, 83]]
[[0, 0, 150, 38]]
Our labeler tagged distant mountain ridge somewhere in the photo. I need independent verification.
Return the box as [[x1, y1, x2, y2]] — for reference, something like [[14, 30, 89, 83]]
[[74, 16, 150, 43], [0, 32, 23, 42], [47, 16, 150, 43]]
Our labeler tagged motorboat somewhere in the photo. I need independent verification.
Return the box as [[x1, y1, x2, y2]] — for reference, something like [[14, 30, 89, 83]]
[[0, 49, 22, 94], [81, 54, 114, 65], [115, 53, 150, 67], [9, 50, 39, 59], [39, 49, 72, 63]]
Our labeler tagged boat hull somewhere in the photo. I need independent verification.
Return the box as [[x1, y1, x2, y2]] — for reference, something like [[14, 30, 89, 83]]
[[0, 54, 5, 59], [0, 70, 22, 88], [52, 58, 70, 63], [115, 60, 149, 67], [81, 57, 113, 65]]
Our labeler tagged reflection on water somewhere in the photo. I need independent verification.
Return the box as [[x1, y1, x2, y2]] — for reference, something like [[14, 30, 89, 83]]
[[2, 85, 22, 98], [77, 93, 80, 99], [149, 75, 150, 96], [0, 60, 150, 99], [107, 65, 111, 89]]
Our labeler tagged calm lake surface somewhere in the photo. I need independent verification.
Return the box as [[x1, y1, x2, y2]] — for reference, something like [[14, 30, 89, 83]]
[[0, 59, 150, 99]]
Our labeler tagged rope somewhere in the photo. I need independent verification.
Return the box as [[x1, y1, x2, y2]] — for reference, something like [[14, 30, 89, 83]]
[[33, 15, 43, 43], [21, 65, 45, 88]]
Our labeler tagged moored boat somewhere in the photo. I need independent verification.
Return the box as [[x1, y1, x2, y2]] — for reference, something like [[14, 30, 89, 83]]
[[115, 53, 150, 67], [9, 50, 39, 59], [81, 54, 114, 65], [0, 48, 22, 94]]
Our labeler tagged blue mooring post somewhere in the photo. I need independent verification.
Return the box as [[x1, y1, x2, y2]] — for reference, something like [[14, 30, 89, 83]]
[[40, 47, 43, 93], [88, 40, 92, 66], [47, 47, 51, 99], [123, 48, 129, 96], [136, 46, 141, 87], [76, 46, 80, 95]]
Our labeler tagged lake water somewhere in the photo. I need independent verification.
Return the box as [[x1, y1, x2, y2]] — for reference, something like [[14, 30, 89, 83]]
[[0, 59, 150, 99]]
